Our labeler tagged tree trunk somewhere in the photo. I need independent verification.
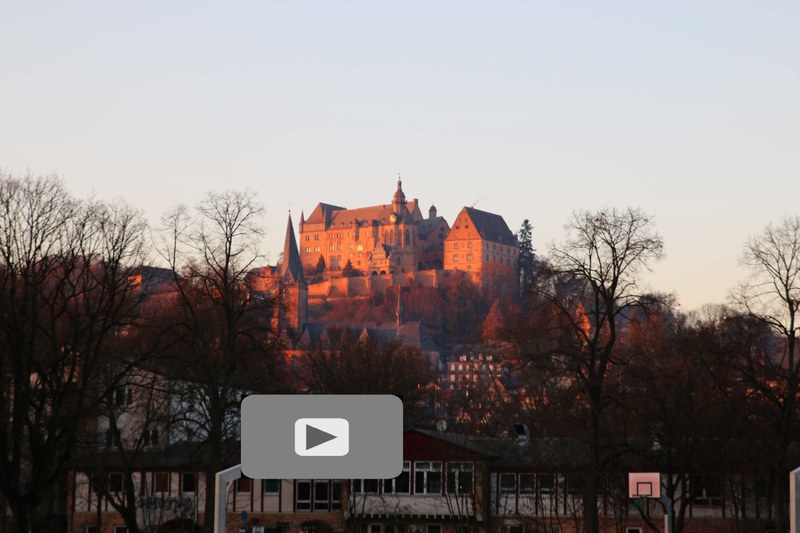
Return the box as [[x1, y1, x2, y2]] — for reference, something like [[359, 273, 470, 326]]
[[774, 468, 787, 533], [584, 407, 601, 533], [11, 498, 30, 533]]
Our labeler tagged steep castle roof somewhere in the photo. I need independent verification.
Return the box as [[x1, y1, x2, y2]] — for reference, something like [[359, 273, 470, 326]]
[[280, 214, 305, 284], [304, 203, 346, 226], [462, 207, 517, 246]]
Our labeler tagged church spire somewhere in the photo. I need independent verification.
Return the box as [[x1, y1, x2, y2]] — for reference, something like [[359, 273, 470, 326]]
[[280, 213, 304, 284]]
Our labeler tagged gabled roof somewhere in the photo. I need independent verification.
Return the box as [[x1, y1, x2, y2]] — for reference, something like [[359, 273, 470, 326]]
[[460, 207, 517, 246], [417, 216, 449, 239], [304, 203, 346, 226], [280, 214, 305, 284]]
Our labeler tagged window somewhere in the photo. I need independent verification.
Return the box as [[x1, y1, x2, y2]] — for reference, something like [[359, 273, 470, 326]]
[[454, 242, 459, 249], [414, 461, 442, 494], [314, 234, 319, 240], [263, 479, 280, 494], [237, 477, 252, 493], [357, 244, 363, 251], [337, 243, 342, 250], [108, 473, 123, 493], [142, 428, 158, 446], [305, 247, 311, 253], [453, 254, 459, 262], [447, 462, 474, 494], [691, 476, 722, 505], [348, 243, 354, 250], [154, 472, 169, 493], [314, 480, 329, 511], [539, 474, 555, 495], [296, 480, 311, 511], [384, 462, 410, 494], [519, 474, 535, 493], [466, 253, 473, 261], [105, 429, 120, 448], [305, 235, 310, 241], [329, 233, 334, 239], [329, 244, 334, 251], [115, 388, 132, 407], [331, 481, 342, 510], [181, 473, 197, 493], [565, 474, 583, 495], [297, 480, 334, 512], [314, 246, 319, 252], [353, 479, 379, 494], [499, 473, 516, 494]]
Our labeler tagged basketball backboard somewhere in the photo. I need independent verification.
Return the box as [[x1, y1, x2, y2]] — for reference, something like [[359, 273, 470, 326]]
[[628, 472, 661, 499]]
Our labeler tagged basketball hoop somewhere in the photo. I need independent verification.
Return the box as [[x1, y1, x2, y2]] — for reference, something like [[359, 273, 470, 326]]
[[628, 472, 661, 499]]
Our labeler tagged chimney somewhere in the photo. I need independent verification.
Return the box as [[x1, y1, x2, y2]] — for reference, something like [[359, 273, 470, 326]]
[[429, 205, 437, 219]]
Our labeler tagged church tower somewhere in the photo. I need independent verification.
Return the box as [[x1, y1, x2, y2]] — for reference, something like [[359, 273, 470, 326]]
[[276, 213, 308, 333]]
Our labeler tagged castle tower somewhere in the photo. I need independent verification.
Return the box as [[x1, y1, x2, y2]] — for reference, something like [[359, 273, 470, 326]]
[[277, 213, 308, 333], [392, 178, 407, 213]]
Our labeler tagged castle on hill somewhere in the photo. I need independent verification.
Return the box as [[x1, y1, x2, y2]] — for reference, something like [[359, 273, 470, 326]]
[[298, 179, 518, 287], [249, 179, 519, 336]]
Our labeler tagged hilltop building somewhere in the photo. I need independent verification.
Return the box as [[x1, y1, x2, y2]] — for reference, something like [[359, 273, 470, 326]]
[[298, 179, 518, 288], [445, 207, 518, 288], [299, 179, 449, 275]]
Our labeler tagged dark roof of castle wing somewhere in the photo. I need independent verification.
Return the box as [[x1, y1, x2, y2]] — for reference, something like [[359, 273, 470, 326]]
[[417, 216, 447, 239], [464, 207, 517, 246]]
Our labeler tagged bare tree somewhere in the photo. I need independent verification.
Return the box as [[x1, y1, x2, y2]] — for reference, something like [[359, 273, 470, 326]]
[[730, 215, 800, 533], [300, 327, 433, 423], [0, 172, 148, 532], [155, 190, 285, 532], [513, 207, 664, 533]]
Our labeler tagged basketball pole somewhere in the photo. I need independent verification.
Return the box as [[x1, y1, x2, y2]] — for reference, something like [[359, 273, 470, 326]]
[[791, 466, 800, 533], [658, 495, 674, 533], [214, 464, 242, 533]]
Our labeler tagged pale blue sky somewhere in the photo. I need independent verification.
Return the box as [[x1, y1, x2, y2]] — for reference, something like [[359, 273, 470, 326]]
[[1, 1, 798, 311]]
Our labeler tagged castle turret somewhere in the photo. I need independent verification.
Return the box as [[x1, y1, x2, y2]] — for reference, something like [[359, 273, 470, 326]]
[[429, 204, 437, 219], [392, 178, 406, 212]]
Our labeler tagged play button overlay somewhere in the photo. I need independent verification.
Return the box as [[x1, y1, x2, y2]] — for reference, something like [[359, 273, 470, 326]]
[[294, 418, 349, 456], [241, 395, 403, 479]]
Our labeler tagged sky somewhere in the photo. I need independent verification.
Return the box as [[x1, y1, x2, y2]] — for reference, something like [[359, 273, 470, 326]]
[[1, 1, 798, 312]]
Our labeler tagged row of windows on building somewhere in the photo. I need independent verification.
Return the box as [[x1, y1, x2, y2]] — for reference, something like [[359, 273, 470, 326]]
[[353, 461, 474, 496], [451, 241, 514, 254], [103, 428, 159, 448], [93, 471, 197, 494], [451, 253, 513, 266], [450, 362, 499, 372]]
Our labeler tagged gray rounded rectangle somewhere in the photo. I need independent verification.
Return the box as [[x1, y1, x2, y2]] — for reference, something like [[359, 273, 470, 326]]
[[241, 395, 403, 479]]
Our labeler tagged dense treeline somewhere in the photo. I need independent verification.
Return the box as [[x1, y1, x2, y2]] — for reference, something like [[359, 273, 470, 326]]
[[0, 171, 798, 533]]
